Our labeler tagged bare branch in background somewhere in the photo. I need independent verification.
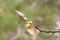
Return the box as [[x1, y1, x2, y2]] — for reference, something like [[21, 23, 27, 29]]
[[42, 33, 55, 40]]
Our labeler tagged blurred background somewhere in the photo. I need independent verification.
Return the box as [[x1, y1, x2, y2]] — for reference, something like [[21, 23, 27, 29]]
[[0, 0, 60, 40]]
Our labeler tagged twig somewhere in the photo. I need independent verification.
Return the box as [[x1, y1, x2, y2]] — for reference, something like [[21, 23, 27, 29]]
[[35, 27, 60, 33]]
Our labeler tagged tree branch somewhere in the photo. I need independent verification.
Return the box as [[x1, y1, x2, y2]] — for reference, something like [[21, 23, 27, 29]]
[[36, 27, 60, 33]]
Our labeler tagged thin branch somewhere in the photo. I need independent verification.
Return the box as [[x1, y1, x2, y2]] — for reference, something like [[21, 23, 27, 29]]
[[35, 27, 60, 33]]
